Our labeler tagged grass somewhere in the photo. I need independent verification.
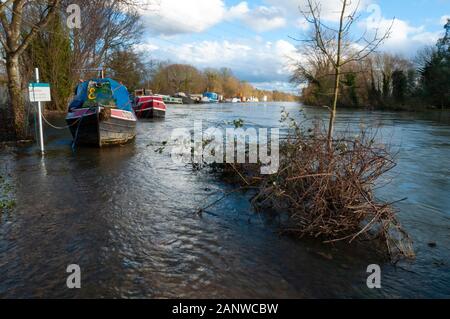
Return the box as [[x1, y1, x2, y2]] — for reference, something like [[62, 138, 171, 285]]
[[0, 174, 15, 212]]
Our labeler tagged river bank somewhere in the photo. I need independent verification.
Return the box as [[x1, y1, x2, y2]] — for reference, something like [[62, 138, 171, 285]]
[[0, 102, 449, 298], [299, 100, 449, 112]]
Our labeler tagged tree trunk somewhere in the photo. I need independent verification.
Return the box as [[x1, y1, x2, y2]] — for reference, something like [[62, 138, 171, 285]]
[[327, 0, 347, 151], [328, 68, 341, 149], [6, 55, 27, 140]]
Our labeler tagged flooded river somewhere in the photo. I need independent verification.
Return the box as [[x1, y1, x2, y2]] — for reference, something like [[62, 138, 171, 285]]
[[0, 102, 449, 298]]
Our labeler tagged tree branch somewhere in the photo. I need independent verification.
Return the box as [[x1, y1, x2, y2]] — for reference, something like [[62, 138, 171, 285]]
[[12, 0, 60, 58]]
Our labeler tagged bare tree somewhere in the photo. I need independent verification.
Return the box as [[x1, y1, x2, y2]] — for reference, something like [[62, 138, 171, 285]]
[[0, 0, 147, 138], [298, 0, 393, 150], [66, 0, 143, 75], [0, 0, 60, 138]]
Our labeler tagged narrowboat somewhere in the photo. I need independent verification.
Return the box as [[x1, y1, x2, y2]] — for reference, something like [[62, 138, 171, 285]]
[[174, 92, 196, 104], [152, 94, 183, 105], [133, 95, 167, 118], [200, 92, 219, 104], [66, 78, 137, 147]]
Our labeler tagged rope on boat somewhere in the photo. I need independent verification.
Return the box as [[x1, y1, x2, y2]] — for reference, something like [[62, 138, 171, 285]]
[[32, 102, 82, 130], [41, 111, 82, 130], [71, 114, 84, 152], [71, 106, 98, 152], [37, 104, 102, 130], [30, 103, 96, 151]]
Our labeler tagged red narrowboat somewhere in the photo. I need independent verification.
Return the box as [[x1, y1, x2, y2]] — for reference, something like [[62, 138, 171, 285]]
[[133, 95, 167, 118]]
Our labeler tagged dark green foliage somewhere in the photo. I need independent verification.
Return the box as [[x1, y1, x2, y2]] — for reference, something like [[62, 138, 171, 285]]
[[382, 72, 390, 100], [406, 69, 417, 96], [392, 70, 408, 103], [368, 70, 382, 108], [28, 14, 73, 111], [419, 52, 450, 108], [418, 22, 450, 108], [343, 72, 358, 107]]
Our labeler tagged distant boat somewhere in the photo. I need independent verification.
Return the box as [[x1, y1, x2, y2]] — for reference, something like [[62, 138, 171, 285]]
[[200, 92, 219, 104], [224, 97, 241, 103], [133, 95, 167, 118], [155, 94, 183, 104], [66, 78, 137, 147], [247, 96, 259, 102], [189, 94, 203, 103], [174, 92, 196, 104]]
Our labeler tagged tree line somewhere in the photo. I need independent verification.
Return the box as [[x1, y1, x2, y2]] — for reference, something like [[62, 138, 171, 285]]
[[147, 63, 297, 102], [106, 53, 297, 102], [292, 19, 450, 110], [1, 0, 143, 139], [0, 0, 297, 140]]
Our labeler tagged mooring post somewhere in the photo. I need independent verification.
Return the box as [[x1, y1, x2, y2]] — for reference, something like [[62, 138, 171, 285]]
[[35, 68, 45, 155]]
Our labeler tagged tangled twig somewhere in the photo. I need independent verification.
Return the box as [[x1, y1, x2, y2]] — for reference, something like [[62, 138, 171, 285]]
[[195, 123, 415, 262]]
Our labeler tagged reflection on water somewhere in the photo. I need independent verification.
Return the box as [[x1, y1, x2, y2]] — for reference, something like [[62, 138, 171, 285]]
[[0, 103, 449, 298]]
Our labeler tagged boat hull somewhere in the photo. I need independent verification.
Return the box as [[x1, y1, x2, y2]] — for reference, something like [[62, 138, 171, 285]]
[[180, 96, 196, 104], [133, 96, 167, 118], [199, 100, 219, 104], [134, 107, 166, 118], [66, 107, 137, 147]]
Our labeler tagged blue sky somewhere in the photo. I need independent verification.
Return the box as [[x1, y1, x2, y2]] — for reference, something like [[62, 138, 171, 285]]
[[137, 0, 450, 92]]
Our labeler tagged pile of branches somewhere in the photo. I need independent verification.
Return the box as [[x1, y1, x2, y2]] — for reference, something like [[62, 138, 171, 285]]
[[206, 123, 415, 261]]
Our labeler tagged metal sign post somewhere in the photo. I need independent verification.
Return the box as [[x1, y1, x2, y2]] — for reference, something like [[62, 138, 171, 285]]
[[35, 68, 44, 154], [29, 68, 51, 155]]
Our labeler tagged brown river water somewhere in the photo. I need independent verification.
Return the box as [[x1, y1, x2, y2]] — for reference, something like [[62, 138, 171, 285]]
[[0, 102, 449, 298]]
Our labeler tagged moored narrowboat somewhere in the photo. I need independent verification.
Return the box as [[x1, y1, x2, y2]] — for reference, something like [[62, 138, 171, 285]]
[[200, 92, 219, 103], [156, 94, 183, 105], [133, 95, 167, 118], [66, 78, 137, 147]]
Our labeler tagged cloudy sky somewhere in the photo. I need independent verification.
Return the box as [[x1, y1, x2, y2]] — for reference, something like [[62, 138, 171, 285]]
[[137, 0, 449, 92]]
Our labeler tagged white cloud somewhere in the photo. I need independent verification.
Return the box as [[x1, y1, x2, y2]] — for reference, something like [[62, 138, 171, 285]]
[[274, 40, 300, 72], [227, 2, 250, 20], [140, 0, 228, 35], [244, 6, 287, 32], [139, 0, 290, 35], [135, 43, 160, 52], [266, 0, 439, 55], [149, 38, 301, 87], [137, 0, 444, 90], [175, 41, 253, 64], [440, 15, 450, 26], [363, 17, 441, 55], [265, 0, 373, 22]]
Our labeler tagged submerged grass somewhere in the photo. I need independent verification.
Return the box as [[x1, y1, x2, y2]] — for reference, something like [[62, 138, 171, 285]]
[[0, 173, 15, 213]]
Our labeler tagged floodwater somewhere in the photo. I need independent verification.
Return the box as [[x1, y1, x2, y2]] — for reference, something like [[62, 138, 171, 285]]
[[0, 102, 449, 298]]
